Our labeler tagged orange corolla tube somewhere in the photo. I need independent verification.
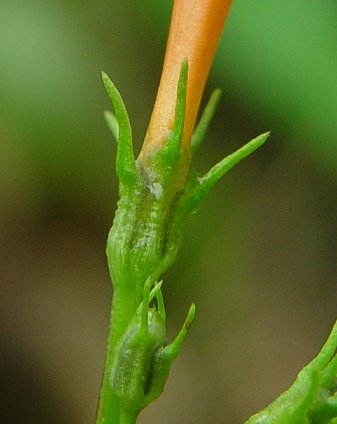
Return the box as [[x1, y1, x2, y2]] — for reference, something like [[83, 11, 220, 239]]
[[140, 0, 232, 157]]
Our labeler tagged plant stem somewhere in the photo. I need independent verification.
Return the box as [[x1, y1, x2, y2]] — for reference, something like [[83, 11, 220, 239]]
[[95, 307, 120, 424], [119, 409, 138, 424], [95, 285, 139, 424]]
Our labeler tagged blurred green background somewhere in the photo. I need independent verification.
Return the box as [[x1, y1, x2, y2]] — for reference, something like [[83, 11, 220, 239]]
[[1, 0, 336, 423]]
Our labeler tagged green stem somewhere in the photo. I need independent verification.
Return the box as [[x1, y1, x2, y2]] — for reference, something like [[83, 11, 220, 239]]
[[95, 306, 120, 424], [120, 409, 138, 424], [95, 285, 139, 424]]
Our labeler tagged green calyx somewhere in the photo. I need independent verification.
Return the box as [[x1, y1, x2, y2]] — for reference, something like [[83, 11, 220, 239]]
[[245, 319, 337, 424], [103, 61, 269, 300], [111, 280, 195, 419]]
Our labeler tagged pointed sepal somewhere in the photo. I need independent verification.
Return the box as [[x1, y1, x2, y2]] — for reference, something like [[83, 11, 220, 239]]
[[154, 284, 166, 322], [104, 110, 119, 141], [158, 59, 188, 168], [144, 303, 196, 405], [102, 71, 139, 186], [183, 131, 270, 215], [191, 88, 222, 155], [164, 303, 196, 360]]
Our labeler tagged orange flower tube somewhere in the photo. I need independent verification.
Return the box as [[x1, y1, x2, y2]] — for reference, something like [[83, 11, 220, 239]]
[[141, 0, 232, 157]]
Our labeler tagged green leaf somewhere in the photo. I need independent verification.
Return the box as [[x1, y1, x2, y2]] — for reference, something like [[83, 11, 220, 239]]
[[245, 319, 337, 424]]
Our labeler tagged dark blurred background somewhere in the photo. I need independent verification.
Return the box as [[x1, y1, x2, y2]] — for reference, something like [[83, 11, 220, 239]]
[[1, 0, 336, 423]]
